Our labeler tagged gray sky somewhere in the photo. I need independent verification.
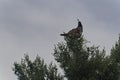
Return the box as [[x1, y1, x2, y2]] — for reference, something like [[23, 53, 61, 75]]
[[0, 0, 120, 80]]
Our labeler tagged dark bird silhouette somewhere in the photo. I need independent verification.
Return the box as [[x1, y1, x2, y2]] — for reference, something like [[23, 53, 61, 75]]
[[60, 19, 83, 37]]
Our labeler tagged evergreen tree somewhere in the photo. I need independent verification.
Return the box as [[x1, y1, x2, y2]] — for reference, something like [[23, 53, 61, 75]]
[[13, 33, 120, 80], [13, 35, 120, 80], [13, 54, 63, 80], [53, 35, 120, 80], [109, 34, 120, 80], [111, 34, 120, 63]]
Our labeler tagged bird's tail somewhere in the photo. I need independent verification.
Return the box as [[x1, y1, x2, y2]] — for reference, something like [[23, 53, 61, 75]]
[[60, 33, 68, 36]]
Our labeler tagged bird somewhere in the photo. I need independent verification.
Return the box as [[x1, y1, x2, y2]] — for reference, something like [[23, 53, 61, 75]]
[[60, 19, 83, 37]]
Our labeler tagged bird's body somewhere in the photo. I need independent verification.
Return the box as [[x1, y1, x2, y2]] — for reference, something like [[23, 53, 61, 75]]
[[60, 19, 83, 37]]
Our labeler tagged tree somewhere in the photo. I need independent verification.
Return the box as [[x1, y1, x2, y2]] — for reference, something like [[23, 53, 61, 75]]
[[13, 35, 120, 80], [111, 35, 120, 63], [13, 54, 63, 80], [53, 35, 120, 80], [109, 35, 120, 80], [13, 33, 120, 80]]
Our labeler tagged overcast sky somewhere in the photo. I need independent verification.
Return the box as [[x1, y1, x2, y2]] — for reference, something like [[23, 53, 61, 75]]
[[0, 0, 120, 80]]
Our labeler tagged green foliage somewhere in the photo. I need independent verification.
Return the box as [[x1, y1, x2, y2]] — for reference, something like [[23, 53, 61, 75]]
[[13, 34, 120, 80], [13, 54, 63, 80], [53, 35, 120, 80], [46, 63, 63, 80], [111, 36, 120, 63], [109, 36, 120, 80], [54, 36, 87, 80]]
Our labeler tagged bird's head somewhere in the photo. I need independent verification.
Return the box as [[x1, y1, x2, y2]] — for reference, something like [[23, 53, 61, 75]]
[[77, 19, 82, 27]]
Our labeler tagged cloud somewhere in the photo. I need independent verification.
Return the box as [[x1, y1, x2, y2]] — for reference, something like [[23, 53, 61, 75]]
[[81, 0, 120, 27], [0, 0, 120, 80]]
